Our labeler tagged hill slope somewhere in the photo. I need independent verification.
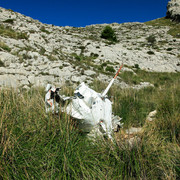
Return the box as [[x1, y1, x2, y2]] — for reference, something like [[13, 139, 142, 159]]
[[0, 7, 180, 88]]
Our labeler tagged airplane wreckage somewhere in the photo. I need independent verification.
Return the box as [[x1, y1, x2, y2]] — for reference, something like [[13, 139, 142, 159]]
[[45, 65, 123, 139]]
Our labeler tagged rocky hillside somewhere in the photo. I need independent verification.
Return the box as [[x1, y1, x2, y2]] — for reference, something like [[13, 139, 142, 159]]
[[0, 5, 180, 89], [166, 0, 180, 22]]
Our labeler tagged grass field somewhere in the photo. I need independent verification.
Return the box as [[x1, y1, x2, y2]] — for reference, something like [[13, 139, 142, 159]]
[[0, 71, 180, 179]]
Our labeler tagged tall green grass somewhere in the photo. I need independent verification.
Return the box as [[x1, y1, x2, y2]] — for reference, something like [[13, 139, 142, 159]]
[[0, 72, 180, 179]]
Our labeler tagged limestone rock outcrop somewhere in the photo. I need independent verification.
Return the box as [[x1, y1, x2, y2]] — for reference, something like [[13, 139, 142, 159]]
[[166, 0, 180, 22], [0, 6, 180, 89]]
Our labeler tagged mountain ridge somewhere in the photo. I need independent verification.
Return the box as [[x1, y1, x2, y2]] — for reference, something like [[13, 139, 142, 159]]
[[0, 6, 180, 89]]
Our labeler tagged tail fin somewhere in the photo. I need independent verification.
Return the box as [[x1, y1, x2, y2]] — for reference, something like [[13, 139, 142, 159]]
[[101, 64, 123, 97]]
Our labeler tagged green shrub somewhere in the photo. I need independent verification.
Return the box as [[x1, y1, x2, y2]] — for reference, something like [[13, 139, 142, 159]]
[[39, 47, 46, 55], [18, 32, 28, 39], [167, 47, 173, 51], [79, 46, 85, 51], [73, 53, 82, 61], [39, 72, 50, 76], [59, 66, 63, 69], [105, 66, 115, 73], [101, 62, 107, 68], [146, 35, 156, 46], [29, 30, 36, 34], [75, 55, 81, 61], [90, 52, 99, 58], [168, 26, 180, 38], [134, 64, 140, 69], [40, 26, 50, 34], [8, 9, 14, 12], [48, 54, 57, 61], [3, 19, 14, 24], [0, 25, 28, 40], [0, 41, 11, 52], [97, 65, 103, 71], [147, 50, 155, 55], [71, 53, 93, 62], [100, 26, 117, 42]]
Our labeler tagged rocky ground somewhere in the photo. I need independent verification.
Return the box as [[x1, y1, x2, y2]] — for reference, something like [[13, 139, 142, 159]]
[[166, 0, 180, 22], [0, 5, 180, 89]]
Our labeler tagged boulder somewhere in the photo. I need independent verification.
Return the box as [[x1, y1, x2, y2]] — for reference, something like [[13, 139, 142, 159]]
[[29, 33, 45, 44], [0, 52, 18, 66], [146, 110, 157, 122], [125, 127, 142, 135], [0, 75, 18, 88], [84, 70, 96, 76], [71, 75, 87, 83], [71, 75, 80, 83], [28, 75, 55, 86], [49, 68, 61, 76], [132, 82, 154, 90]]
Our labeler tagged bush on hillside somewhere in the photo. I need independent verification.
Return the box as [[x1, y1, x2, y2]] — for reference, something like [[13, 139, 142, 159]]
[[105, 65, 115, 73], [3, 19, 14, 24], [146, 35, 156, 46], [147, 50, 155, 55], [100, 26, 117, 42], [0, 25, 28, 40]]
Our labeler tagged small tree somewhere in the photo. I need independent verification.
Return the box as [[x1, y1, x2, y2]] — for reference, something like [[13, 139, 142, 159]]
[[146, 35, 156, 46], [101, 26, 117, 42]]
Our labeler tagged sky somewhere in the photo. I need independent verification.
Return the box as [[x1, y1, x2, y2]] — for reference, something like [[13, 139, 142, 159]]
[[0, 0, 169, 27]]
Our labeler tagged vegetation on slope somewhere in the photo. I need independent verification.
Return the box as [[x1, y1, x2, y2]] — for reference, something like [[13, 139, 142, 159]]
[[145, 17, 180, 38], [0, 72, 180, 179], [0, 24, 28, 40], [100, 25, 118, 42]]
